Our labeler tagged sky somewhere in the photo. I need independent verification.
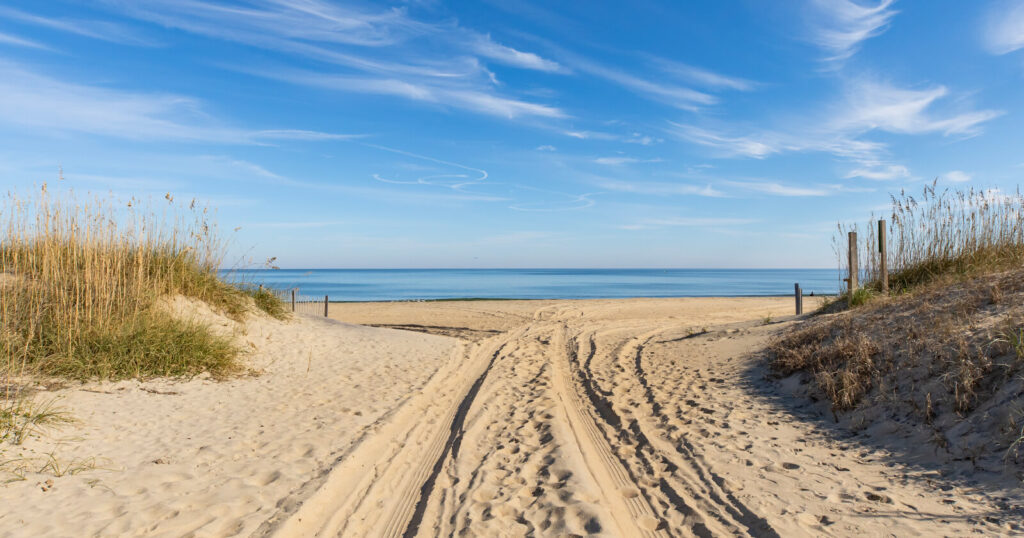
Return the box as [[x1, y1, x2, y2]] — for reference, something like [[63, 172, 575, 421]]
[[1, 1, 1023, 269]]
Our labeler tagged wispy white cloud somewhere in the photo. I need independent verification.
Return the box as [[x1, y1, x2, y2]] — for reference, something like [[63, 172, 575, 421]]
[[0, 30, 49, 49], [234, 63, 564, 120], [204, 152, 511, 204], [0, 61, 356, 143], [820, 183, 877, 193], [844, 163, 910, 180], [625, 133, 660, 145], [620, 216, 756, 231], [669, 121, 887, 161], [200, 156, 285, 180], [112, 0, 430, 49], [593, 156, 661, 166], [536, 145, 557, 151], [649, 57, 755, 91], [446, 89, 566, 119], [107, 0, 568, 123], [726, 180, 830, 196], [248, 220, 346, 229], [668, 124, 780, 158], [833, 80, 1002, 136], [250, 129, 363, 142], [0, 6, 157, 46], [471, 34, 562, 72], [64, 172, 182, 192], [560, 129, 662, 145], [942, 170, 972, 182], [671, 78, 1000, 164], [594, 178, 726, 197], [508, 192, 596, 212], [564, 130, 617, 141], [803, 0, 898, 62], [565, 53, 716, 110], [982, 0, 1024, 54]]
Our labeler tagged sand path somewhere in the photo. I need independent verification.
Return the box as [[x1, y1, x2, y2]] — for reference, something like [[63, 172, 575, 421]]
[[4, 298, 1018, 536], [263, 298, 1020, 537]]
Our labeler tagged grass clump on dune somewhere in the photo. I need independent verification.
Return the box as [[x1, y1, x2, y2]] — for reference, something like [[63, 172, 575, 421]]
[[241, 285, 289, 320], [837, 182, 1024, 299], [1, 185, 283, 381], [772, 184, 1024, 467]]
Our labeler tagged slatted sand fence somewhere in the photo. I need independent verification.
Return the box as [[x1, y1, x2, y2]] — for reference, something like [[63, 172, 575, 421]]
[[271, 287, 330, 317]]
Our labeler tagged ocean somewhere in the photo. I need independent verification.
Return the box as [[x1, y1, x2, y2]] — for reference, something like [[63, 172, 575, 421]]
[[225, 268, 840, 302]]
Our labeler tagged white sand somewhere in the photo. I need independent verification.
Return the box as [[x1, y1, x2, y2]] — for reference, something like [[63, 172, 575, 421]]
[[2, 296, 1021, 537], [0, 303, 457, 537]]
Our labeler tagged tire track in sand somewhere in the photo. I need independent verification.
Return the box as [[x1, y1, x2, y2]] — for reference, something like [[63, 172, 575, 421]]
[[547, 323, 669, 537], [268, 305, 779, 537], [614, 330, 778, 536], [420, 325, 614, 536], [557, 319, 773, 537], [265, 328, 525, 538]]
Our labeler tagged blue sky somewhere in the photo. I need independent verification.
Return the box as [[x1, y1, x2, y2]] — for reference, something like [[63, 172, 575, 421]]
[[1, 1, 1023, 268]]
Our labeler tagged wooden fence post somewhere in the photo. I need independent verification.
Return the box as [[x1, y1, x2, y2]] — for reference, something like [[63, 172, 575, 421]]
[[291, 288, 296, 312], [848, 231, 859, 293], [878, 219, 888, 294], [324, 295, 328, 317], [258, 284, 263, 293], [795, 283, 803, 315]]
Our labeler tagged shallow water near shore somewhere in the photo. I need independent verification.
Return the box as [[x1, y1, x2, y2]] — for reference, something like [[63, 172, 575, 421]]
[[227, 268, 840, 301]]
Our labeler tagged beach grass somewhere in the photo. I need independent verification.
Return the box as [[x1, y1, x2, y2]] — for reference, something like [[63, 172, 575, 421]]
[[0, 397, 69, 445], [772, 184, 1024, 461], [1, 185, 284, 383], [837, 182, 1024, 298], [242, 285, 289, 320]]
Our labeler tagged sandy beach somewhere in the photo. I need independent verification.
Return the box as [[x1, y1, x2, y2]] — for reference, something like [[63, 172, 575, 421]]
[[2, 296, 1021, 537]]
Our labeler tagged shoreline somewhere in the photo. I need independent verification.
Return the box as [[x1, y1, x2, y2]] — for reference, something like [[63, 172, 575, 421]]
[[321, 293, 840, 304]]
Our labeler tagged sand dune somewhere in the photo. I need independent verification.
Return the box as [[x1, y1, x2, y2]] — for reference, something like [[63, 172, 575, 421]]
[[2, 297, 1021, 536], [0, 305, 457, 536]]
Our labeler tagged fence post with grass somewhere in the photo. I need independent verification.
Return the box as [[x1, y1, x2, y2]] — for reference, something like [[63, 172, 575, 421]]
[[291, 289, 296, 313], [847, 231, 859, 293], [835, 183, 1024, 300], [324, 295, 329, 317], [794, 283, 803, 315], [878, 219, 888, 294]]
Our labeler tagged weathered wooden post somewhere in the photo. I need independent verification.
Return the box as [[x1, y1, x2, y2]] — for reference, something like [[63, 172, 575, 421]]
[[848, 231, 859, 293], [258, 284, 263, 293], [795, 283, 803, 315], [878, 219, 888, 294], [291, 288, 296, 312], [324, 295, 329, 317]]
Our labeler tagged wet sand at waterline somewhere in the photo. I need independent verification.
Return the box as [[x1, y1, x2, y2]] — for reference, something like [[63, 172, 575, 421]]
[[2, 297, 1019, 536]]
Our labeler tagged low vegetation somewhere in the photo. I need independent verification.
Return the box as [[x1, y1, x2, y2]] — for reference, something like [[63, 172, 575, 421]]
[[771, 184, 1024, 468], [0, 397, 69, 445], [1, 184, 285, 382], [839, 182, 1024, 296], [243, 285, 289, 320]]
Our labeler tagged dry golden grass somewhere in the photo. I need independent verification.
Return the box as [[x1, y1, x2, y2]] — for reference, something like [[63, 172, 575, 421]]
[[769, 268, 1024, 466], [774, 271, 1022, 409], [790, 184, 1024, 413], [837, 182, 1024, 296], [1, 185, 283, 383]]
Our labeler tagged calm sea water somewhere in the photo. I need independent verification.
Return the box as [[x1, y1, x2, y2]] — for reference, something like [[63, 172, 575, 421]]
[[225, 269, 840, 302]]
